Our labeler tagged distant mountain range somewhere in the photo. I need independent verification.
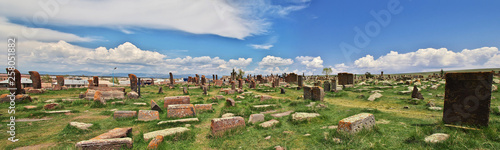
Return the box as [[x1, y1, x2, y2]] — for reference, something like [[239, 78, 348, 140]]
[[23, 71, 226, 79]]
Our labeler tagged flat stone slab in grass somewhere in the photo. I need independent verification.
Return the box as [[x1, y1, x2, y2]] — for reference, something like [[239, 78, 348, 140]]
[[424, 133, 450, 143], [164, 96, 191, 108], [248, 114, 265, 124], [70, 121, 93, 130], [138, 110, 160, 121], [292, 112, 320, 121], [194, 104, 212, 111], [367, 93, 383, 101], [44, 99, 56, 103], [23, 105, 37, 109], [222, 113, 234, 118], [75, 137, 133, 149], [167, 104, 196, 118], [271, 111, 294, 118], [259, 119, 279, 128], [91, 127, 132, 140], [45, 110, 71, 114], [253, 104, 275, 108], [133, 103, 147, 106], [143, 127, 190, 141], [14, 118, 52, 122], [261, 110, 277, 114], [260, 95, 272, 101], [44, 103, 59, 110], [338, 113, 375, 133], [211, 117, 245, 137], [114, 111, 137, 119], [147, 135, 164, 150], [158, 118, 199, 125]]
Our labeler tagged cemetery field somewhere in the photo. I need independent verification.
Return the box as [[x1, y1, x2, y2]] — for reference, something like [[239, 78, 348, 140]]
[[1, 76, 499, 149]]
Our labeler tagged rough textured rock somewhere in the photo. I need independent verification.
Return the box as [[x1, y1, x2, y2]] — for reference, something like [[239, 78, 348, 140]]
[[143, 127, 190, 141], [127, 91, 139, 99], [93, 90, 105, 104], [147, 135, 164, 149], [91, 127, 132, 140], [292, 112, 320, 121], [248, 114, 265, 124], [338, 113, 375, 133], [222, 113, 234, 118], [167, 104, 196, 118], [271, 111, 294, 118], [129, 74, 138, 92], [158, 118, 199, 125], [0, 94, 32, 103], [311, 87, 325, 101], [211, 117, 246, 137], [138, 110, 160, 121], [424, 133, 450, 143], [44, 103, 59, 110], [259, 119, 279, 128], [194, 104, 212, 111], [260, 95, 272, 101], [303, 86, 312, 100], [113, 111, 137, 119], [70, 122, 93, 130], [411, 85, 424, 99], [163, 96, 190, 108], [23, 105, 37, 109], [75, 138, 133, 150], [443, 72, 492, 127], [151, 100, 162, 111], [226, 98, 235, 107], [367, 92, 383, 101], [29, 71, 42, 89]]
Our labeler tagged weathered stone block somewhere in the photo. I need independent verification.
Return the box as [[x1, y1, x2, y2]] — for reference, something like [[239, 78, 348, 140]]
[[138, 110, 160, 121], [248, 114, 265, 124], [194, 104, 212, 111], [211, 117, 245, 137], [75, 138, 133, 150], [311, 87, 325, 101], [143, 127, 190, 141], [292, 112, 320, 121], [114, 111, 137, 119], [303, 86, 312, 100], [147, 135, 164, 149], [167, 104, 196, 118], [163, 96, 190, 108], [259, 119, 279, 128], [226, 98, 235, 107], [158, 118, 199, 125], [443, 72, 493, 126], [44, 103, 59, 110], [338, 113, 375, 133], [91, 127, 132, 140]]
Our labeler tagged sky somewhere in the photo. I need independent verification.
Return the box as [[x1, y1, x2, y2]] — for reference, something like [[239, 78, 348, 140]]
[[1, 0, 500, 76]]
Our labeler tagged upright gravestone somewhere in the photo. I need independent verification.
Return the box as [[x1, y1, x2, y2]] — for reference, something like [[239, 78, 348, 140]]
[[29, 71, 42, 89], [443, 72, 493, 127], [201, 75, 206, 85], [238, 79, 243, 89], [6, 68, 23, 95], [138, 78, 141, 97], [231, 81, 236, 90], [56, 76, 65, 87], [93, 76, 99, 87], [323, 81, 330, 92], [331, 79, 337, 92], [88, 79, 94, 88], [169, 72, 174, 86], [129, 74, 137, 92], [298, 75, 303, 88]]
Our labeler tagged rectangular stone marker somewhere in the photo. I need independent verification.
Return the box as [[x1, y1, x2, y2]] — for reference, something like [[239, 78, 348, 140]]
[[75, 138, 133, 150], [164, 96, 190, 108], [138, 110, 160, 121], [129, 74, 137, 92], [211, 117, 245, 137], [323, 81, 330, 92], [443, 72, 493, 127], [312, 87, 325, 101], [143, 127, 190, 141], [169, 72, 174, 85], [194, 104, 212, 111], [167, 104, 196, 118], [303, 86, 312, 100], [338, 113, 375, 133], [338, 72, 354, 85], [93, 76, 99, 87], [114, 111, 137, 119], [214, 80, 223, 86]]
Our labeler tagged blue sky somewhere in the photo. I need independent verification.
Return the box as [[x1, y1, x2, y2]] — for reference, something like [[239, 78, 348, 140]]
[[1, 0, 499, 76]]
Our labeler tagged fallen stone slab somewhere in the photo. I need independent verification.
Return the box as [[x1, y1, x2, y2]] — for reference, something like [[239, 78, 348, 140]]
[[91, 127, 132, 140], [211, 117, 245, 137], [70, 121, 93, 130], [292, 112, 320, 121], [260, 95, 272, 101], [261, 110, 277, 114], [338, 113, 375, 133], [194, 104, 212, 111], [75, 137, 133, 150], [143, 127, 190, 141], [133, 102, 147, 106], [271, 111, 294, 118], [14, 118, 52, 122], [45, 110, 71, 114], [167, 104, 196, 118], [367, 93, 383, 101], [44, 103, 59, 110], [138, 110, 160, 121], [259, 119, 279, 128], [253, 104, 275, 108], [428, 107, 443, 111], [424, 133, 450, 143], [158, 118, 199, 125], [23, 105, 37, 109], [147, 135, 164, 150], [164, 96, 190, 108], [114, 111, 137, 119], [221, 113, 234, 118], [248, 114, 265, 124]]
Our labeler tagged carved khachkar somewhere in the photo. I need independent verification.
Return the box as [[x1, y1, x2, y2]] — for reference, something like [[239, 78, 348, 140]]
[[6, 68, 23, 95], [129, 74, 138, 92], [443, 72, 492, 127], [29, 71, 41, 89]]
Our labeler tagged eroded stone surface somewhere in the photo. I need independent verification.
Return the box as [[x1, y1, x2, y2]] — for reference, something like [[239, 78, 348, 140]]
[[114, 111, 137, 119], [194, 104, 212, 111], [147, 135, 164, 150], [259, 119, 279, 128], [271, 111, 294, 118], [91, 127, 132, 140], [292, 112, 320, 121], [70, 122, 93, 130], [167, 104, 196, 118], [75, 137, 133, 150], [424, 133, 450, 143], [248, 114, 265, 124], [211, 117, 245, 137], [338, 113, 375, 133], [143, 127, 190, 141], [138, 110, 160, 121], [164, 96, 190, 108], [158, 118, 199, 125]]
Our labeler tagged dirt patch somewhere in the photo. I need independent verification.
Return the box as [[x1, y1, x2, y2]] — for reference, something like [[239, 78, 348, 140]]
[[13, 143, 56, 150]]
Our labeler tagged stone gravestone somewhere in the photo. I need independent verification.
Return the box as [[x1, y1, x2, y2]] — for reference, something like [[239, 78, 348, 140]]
[[129, 74, 137, 92], [29, 71, 42, 89], [93, 76, 99, 87], [88, 79, 94, 88], [297, 75, 303, 89], [231, 81, 236, 90], [311, 87, 325, 101], [169, 72, 174, 86], [5, 69, 23, 95], [158, 87, 163, 94], [303, 86, 312, 100], [201, 75, 206, 85], [323, 81, 330, 92], [411, 85, 424, 99], [331, 79, 337, 92], [280, 88, 286, 94], [338, 72, 354, 85], [54, 75, 65, 90], [238, 79, 243, 89], [443, 72, 493, 127]]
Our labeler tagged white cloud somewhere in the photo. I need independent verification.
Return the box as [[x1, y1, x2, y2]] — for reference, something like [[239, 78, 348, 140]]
[[0, 0, 310, 39], [295, 56, 323, 69], [258, 55, 294, 68], [352, 47, 500, 73], [249, 44, 273, 50], [0, 17, 94, 42]]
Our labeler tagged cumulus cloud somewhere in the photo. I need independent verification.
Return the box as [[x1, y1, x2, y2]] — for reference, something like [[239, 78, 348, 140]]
[[0, 17, 94, 42], [353, 47, 500, 73], [258, 55, 294, 68], [0, 0, 310, 39], [295, 56, 323, 69]]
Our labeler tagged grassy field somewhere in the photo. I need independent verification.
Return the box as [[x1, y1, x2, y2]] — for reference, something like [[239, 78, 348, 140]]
[[0, 75, 499, 149]]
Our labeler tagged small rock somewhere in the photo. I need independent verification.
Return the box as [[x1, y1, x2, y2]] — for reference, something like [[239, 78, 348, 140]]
[[367, 93, 383, 101], [303, 134, 311, 136], [274, 146, 285, 150], [424, 133, 450, 143], [428, 107, 443, 111], [332, 137, 342, 143], [264, 136, 271, 140], [24, 105, 37, 109], [221, 113, 234, 118], [185, 124, 191, 127]]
